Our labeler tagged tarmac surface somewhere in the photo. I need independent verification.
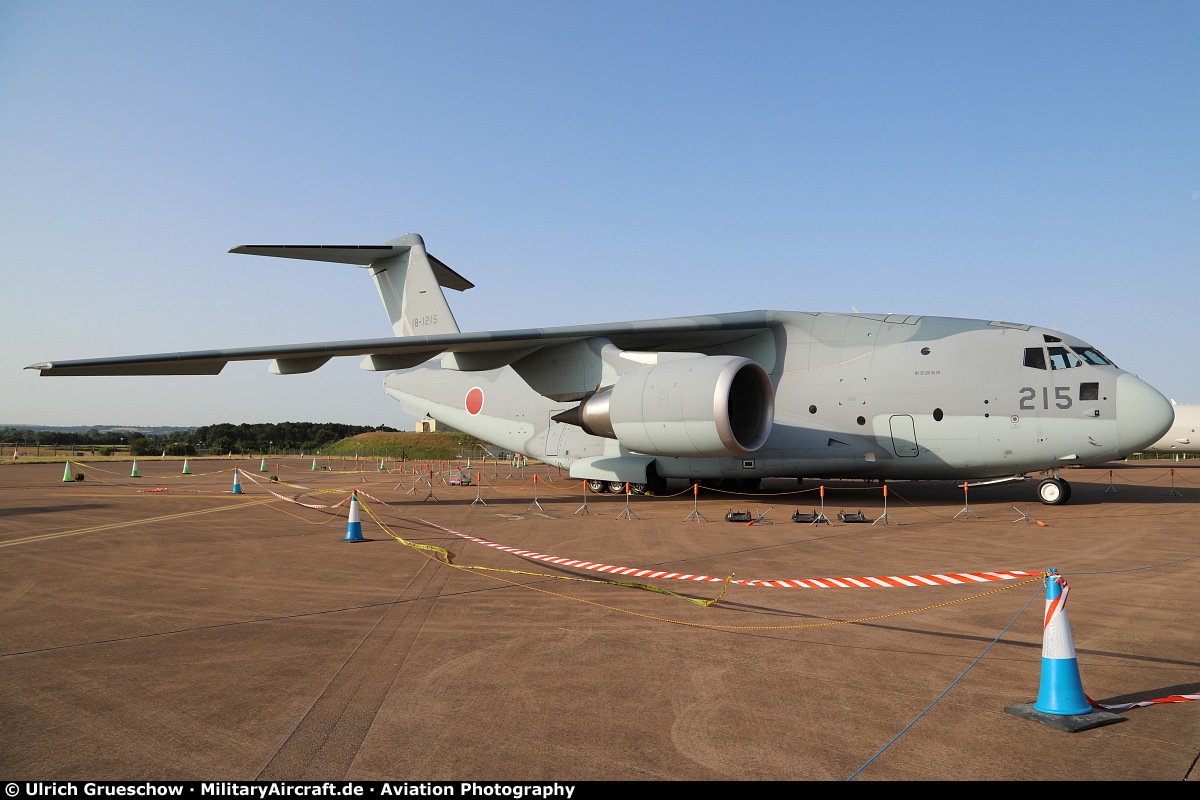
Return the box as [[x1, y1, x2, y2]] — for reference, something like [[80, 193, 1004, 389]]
[[1, 455, 1197, 782]]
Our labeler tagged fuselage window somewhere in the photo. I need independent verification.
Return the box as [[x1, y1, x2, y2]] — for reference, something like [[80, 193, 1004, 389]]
[[1080, 382, 1099, 401], [1048, 347, 1083, 370], [1024, 347, 1047, 370], [1071, 346, 1114, 367]]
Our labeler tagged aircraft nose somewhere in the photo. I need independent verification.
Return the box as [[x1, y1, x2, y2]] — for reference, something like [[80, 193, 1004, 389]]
[[1115, 372, 1174, 454]]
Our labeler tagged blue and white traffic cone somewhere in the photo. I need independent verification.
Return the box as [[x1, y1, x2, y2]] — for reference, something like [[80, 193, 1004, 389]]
[[1005, 568, 1123, 731], [343, 491, 365, 542], [1033, 569, 1091, 715], [231, 467, 244, 494]]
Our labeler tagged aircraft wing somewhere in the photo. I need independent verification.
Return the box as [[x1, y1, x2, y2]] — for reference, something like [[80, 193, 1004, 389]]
[[27, 311, 778, 376]]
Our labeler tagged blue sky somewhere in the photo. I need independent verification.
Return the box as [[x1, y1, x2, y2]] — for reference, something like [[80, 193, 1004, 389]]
[[3, 1, 1196, 429]]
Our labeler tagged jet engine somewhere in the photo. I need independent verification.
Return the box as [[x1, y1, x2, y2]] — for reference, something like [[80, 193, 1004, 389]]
[[554, 355, 774, 457]]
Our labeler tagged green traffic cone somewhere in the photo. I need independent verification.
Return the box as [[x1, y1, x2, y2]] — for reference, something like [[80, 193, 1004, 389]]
[[311, 458, 318, 471], [182, 458, 191, 475], [260, 457, 267, 472], [62, 461, 73, 482], [131, 459, 140, 478]]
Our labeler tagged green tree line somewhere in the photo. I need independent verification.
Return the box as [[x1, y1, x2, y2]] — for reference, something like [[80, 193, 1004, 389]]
[[1, 423, 395, 457]]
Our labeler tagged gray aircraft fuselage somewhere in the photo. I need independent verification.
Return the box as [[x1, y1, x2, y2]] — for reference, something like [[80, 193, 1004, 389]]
[[383, 309, 1169, 503]]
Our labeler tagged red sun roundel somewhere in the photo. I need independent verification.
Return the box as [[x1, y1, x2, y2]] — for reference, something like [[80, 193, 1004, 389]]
[[465, 387, 484, 415]]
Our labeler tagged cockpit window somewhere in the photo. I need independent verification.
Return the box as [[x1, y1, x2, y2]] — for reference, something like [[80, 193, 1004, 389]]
[[1024, 347, 1047, 370], [1048, 346, 1084, 370], [1070, 346, 1115, 367]]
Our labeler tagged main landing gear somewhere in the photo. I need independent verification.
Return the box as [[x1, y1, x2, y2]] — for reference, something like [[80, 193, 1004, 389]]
[[586, 471, 667, 495]]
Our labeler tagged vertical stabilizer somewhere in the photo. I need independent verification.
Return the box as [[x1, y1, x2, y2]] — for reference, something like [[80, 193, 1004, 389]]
[[373, 234, 460, 336], [230, 232, 472, 338]]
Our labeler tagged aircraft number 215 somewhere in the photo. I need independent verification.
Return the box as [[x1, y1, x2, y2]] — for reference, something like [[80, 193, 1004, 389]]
[[1019, 386, 1073, 410]]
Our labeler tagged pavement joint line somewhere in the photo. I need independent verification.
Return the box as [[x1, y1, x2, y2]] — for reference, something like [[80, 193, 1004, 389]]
[[0, 498, 276, 548]]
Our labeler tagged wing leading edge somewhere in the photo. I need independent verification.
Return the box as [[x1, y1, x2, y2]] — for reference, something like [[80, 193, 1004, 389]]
[[27, 312, 780, 377]]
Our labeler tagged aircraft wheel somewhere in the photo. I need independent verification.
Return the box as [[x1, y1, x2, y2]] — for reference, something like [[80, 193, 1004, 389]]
[[607, 480, 628, 494], [587, 479, 608, 493], [628, 482, 648, 495], [1037, 477, 1070, 505]]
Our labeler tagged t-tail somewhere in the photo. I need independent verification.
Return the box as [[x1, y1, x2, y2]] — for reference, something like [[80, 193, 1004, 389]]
[[230, 233, 473, 336]]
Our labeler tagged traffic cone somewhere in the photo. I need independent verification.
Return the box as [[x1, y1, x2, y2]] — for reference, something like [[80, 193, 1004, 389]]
[[62, 461, 73, 482], [343, 491, 365, 542], [1004, 568, 1123, 731], [12, 448, 18, 460], [182, 458, 191, 475], [259, 458, 267, 473], [1033, 569, 1091, 716], [131, 459, 140, 478], [311, 458, 318, 471], [231, 467, 244, 494]]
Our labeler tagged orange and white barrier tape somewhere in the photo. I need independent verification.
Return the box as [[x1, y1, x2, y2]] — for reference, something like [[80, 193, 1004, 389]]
[[423, 525, 1036, 588], [238, 471, 353, 509], [1091, 693, 1199, 711]]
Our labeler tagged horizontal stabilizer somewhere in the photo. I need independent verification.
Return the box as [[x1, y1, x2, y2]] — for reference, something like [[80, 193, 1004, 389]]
[[230, 242, 475, 292]]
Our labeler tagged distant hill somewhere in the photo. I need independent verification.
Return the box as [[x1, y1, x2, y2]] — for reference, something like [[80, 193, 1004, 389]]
[[323, 431, 497, 461], [0, 424, 195, 434]]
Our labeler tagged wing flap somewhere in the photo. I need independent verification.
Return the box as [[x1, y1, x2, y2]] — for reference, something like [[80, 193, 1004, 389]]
[[27, 355, 228, 376]]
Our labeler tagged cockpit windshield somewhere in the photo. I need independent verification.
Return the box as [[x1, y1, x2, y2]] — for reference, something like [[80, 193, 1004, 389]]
[[1070, 346, 1115, 367], [1048, 347, 1083, 370], [1024, 344, 1117, 370]]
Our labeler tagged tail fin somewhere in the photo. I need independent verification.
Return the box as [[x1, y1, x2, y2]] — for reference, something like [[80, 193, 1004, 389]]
[[230, 232, 472, 336]]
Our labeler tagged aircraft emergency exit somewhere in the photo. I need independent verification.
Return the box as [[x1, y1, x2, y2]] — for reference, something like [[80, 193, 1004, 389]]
[[28, 232, 1175, 505]]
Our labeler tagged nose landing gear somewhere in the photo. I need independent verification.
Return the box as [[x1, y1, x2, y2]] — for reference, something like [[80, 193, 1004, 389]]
[[1036, 472, 1072, 505]]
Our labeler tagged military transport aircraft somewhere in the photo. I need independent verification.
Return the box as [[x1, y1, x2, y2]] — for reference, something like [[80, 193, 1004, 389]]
[[28, 232, 1174, 505], [1142, 401, 1199, 455]]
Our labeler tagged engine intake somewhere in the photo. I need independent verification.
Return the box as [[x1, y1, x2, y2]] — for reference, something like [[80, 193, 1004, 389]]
[[555, 355, 774, 457]]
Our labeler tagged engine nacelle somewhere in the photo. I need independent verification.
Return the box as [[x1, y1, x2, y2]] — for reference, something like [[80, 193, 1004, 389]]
[[566, 355, 774, 457]]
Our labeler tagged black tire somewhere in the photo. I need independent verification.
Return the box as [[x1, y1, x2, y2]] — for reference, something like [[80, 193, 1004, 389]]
[[587, 479, 608, 493], [607, 480, 628, 494], [1037, 477, 1070, 505]]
